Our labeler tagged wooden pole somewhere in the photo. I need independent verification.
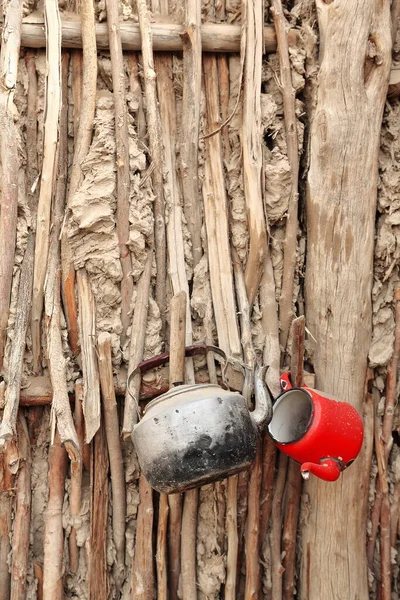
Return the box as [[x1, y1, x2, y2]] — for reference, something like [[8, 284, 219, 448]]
[[282, 316, 305, 600], [0, 0, 23, 369], [10, 413, 31, 600], [42, 432, 68, 600], [97, 333, 126, 590], [11, 16, 295, 53]]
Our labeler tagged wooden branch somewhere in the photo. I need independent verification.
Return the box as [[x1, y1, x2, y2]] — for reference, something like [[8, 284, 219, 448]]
[[181, 488, 198, 600], [13, 15, 296, 52], [236, 470, 249, 594], [25, 51, 39, 213], [282, 316, 305, 600], [271, 454, 288, 600], [225, 475, 238, 600], [61, 0, 97, 356], [245, 443, 262, 600], [270, 1, 300, 352], [31, 0, 61, 373], [0, 0, 23, 370], [157, 493, 169, 600], [132, 475, 155, 600], [123, 249, 152, 435], [105, 0, 133, 344], [136, 0, 166, 337], [97, 332, 126, 590], [69, 382, 83, 574], [76, 269, 101, 443], [0, 439, 18, 600], [42, 431, 68, 600], [45, 54, 79, 461], [10, 412, 31, 600], [259, 435, 276, 553], [156, 49, 195, 383], [165, 292, 186, 600], [0, 234, 34, 444], [179, 0, 202, 268], [242, 0, 268, 307], [203, 54, 242, 372], [88, 421, 109, 600]]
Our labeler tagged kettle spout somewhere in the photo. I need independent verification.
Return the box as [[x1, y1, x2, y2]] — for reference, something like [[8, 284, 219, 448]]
[[251, 365, 273, 430], [300, 459, 341, 482]]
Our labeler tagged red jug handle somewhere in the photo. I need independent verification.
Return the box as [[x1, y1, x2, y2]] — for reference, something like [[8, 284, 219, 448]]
[[280, 371, 292, 391]]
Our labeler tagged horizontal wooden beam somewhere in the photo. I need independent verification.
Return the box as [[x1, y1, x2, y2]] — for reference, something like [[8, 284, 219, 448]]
[[15, 13, 299, 53]]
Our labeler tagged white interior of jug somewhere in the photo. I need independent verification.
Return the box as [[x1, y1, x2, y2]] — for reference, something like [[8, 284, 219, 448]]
[[268, 389, 313, 443]]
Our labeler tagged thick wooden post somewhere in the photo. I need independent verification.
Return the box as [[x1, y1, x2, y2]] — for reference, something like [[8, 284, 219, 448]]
[[302, 2, 392, 599]]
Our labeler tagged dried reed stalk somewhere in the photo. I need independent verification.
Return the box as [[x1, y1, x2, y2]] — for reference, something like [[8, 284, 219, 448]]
[[0, 439, 18, 600], [0, 234, 34, 444], [123, 250, 153, 435], [14, 17, 297, 52], [69, 382, 84, 574], [76, 269, 101, 443], [136, 0, 166, 336], [97, 332, 126, 589], [241, 0, 268, 308], [43, 431, 68, 600], [270, 0, 300, 351], [132, 475, 155, 599], [10, 412, 31, 600], [105, 0, 133, 342], [62, 0, 97, 356], [0, 0, 23, 369], [32, 0, 61, 373], [180, 0, 202, 268], [282, 317, 305, 600], [44, 53, 79, 460], [88, 421, 109, 599]]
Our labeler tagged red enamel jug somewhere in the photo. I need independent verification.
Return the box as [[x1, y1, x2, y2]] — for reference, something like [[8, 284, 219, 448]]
[[268, 372, 364, 482]]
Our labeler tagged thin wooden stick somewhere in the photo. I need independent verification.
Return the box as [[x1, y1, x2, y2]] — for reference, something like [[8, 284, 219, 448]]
[[34, 563, 44, 600], [25, 51, 39, 213], [88, 421, 109, 599], [9, 17, 297, 52], [132, 475, 155, 599], [105, 0, 133, 343], [0, 0, 23, 369], [179, 0, 202, 268], [76, 269, 101, 443], [236, 470, 250, 594], [44, 53, 79, 460], [259, 435, 276, 553], [165, 292, 186, 600], [31, 0, 61, 373], [282, 317, 305, 600], [225, 475, 239, 600], [0, 234, 34, 444], [61, 0, 97, 356], [69, 382, 84, 574], [0, 439, 18, 600], [241, 0, 268, 307], [136, 0, 166, 337], [245, 443, 262, 600], [271, 454, 288, 600], [10, 412, 31, 600], [157, 493, 169, 600], [97, 332, 126, 590], [270, 0, 300, 352], [181, 487, 198, 600], [42, 431, 68, 600], [123, 250, 153, 435], [202, 54, 242, 380]]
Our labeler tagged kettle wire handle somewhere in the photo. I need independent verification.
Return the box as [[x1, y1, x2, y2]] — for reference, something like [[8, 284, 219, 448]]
[[126, 344, 249, 416]]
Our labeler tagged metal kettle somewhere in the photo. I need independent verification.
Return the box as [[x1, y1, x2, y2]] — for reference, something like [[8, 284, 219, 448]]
[[129, 346, 273, 494]]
